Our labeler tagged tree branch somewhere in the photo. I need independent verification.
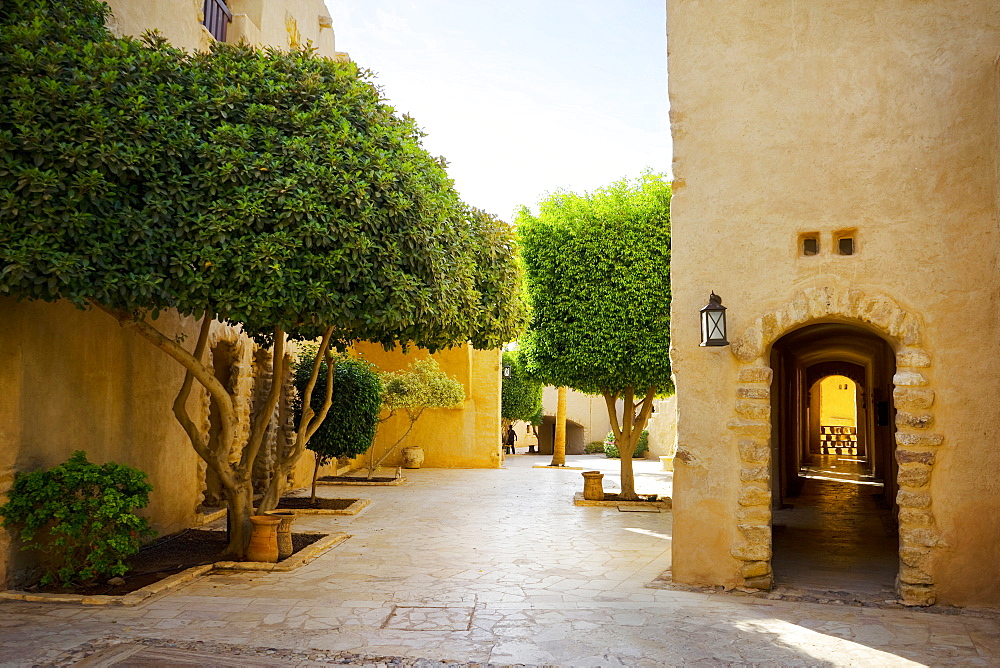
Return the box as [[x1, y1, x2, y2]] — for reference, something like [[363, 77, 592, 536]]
[[171, 314, 227, 474], [90, 301, 234, 416], [302, 343, 337, 443], [369, 406, 425, 475], [634, 386, 657, 434], [602, 388, 622, 441], [258, 332, 337, 513], [623, 386, 635, 445], [295, 327, 335, 436], [95, 302, 241, 490]]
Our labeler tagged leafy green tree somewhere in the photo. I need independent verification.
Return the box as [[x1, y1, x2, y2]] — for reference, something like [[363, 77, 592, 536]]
[[517, 173, 672, 499], [294, 351, 383, 504], [502, 350, 543, 434], [0, 1, 525, 556], [367, 359, 465, 477]]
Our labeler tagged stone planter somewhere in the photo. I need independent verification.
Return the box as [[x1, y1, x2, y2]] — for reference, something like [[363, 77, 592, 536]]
[[247, 515, 281, 563], [401, 445, 424, 469], [660, 456, 674, 472], [264, 510, 296, 560], [582, 470, 605, 501]]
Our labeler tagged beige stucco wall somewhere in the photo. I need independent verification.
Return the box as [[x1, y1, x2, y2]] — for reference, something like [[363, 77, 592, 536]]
[[104, 0, 342, 58], [646, 395, 677, 459], [667, 0, 1000, 606], [343, 343, 503, 471]]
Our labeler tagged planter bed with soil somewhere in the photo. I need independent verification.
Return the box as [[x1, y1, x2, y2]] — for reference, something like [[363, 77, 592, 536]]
[[573, 491, 672, 510], [0, 529, 348, 606], [276, 497, 370, 515], [317, 475, 406, 486]]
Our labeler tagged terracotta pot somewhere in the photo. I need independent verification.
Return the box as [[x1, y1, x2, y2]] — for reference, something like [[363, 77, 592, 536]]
[[582, 470, 605, 501], [264, 510, 296, 560], [401, 445, 424, 469], [247, 515, 281, 563]]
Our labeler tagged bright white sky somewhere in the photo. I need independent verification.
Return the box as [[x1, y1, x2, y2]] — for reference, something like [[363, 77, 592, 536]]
[[322, 0, 672, 222]]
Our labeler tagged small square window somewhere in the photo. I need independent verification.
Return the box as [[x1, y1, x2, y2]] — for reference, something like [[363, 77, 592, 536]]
[[838, 237, 854, 255], [802, 237, 819, 256]]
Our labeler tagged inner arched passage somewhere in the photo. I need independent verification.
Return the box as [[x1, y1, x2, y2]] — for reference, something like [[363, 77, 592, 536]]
[[769, 323, 898, 596]]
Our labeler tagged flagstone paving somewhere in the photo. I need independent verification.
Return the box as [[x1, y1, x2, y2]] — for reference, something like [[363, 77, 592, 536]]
[[1, 454, 998, 666]]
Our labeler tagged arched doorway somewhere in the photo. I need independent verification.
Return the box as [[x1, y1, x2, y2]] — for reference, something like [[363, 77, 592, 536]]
[[538, 416, 586, 454], [769, 323, 898, 597], [726, 287, 942, 606]]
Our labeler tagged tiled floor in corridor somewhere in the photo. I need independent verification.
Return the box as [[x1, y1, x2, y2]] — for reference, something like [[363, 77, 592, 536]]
[[772, 455, 898, 597], [1, 454, 998, 666]]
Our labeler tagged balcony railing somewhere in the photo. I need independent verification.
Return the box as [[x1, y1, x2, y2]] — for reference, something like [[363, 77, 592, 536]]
[[202, 0, 232, 42]]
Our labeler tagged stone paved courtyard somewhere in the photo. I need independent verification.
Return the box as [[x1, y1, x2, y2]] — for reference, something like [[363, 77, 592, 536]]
[[1, 454, 998, 666]]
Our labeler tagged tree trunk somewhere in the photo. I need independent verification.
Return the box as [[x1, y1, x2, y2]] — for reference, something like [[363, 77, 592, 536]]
[[310, 452, 321, 505], [368, 409, 422, 478], [551, 386, 567, 466], [602, 386, 656, 501], [617, 429, 640, 501], [257, 330, 336, 514], [224, 480, 254, 558], [93, 303, 292, 561]]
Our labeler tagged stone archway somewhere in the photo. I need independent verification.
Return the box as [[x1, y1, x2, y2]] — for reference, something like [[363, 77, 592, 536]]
[[726, 286, 942, 606]]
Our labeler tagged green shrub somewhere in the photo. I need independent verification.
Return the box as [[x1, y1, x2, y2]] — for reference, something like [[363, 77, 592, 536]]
[[296, 351, 383, 464], [603, 430, 649, 459], [584, 440, 606, 454], [0, 451, 154, 587]]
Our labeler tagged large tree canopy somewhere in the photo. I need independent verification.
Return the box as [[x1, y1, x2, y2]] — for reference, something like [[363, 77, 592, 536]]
[[0, 1, 520, 349], [517, 173, 671, 498], [0, 0, 526, 556]]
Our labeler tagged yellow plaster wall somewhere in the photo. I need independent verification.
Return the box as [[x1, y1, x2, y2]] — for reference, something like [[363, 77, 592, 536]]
[[345, 343, 503, 471], [0, 300, 205, 586], [104, 0, 211, 51], [104, 0, 342, 58], [667, 0, 1000, 605], [819, 376, 856, 428]]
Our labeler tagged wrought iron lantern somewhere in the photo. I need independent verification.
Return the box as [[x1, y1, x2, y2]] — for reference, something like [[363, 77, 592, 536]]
[[502, 362, 512, 378], [700, 292, 729, 347]]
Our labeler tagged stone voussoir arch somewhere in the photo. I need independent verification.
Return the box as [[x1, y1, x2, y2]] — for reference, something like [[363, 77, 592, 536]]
[[726, 285, 942, 607]]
